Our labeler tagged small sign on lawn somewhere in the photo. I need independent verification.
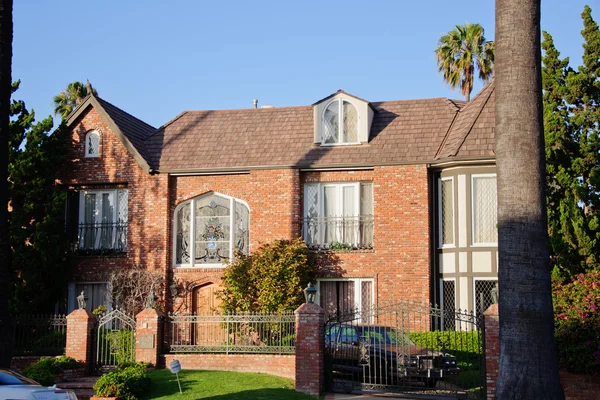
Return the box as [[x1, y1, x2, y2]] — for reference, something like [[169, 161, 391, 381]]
[[169, 359, 183, 394]]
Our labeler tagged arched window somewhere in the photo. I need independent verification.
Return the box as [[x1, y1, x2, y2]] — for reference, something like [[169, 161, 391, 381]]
[[322, 100, 358, 145], [174, 192, 249, 267], [85, 130, 100, 157]]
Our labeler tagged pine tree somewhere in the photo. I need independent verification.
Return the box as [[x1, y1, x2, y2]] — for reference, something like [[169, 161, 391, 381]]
[[542, 6, 600, 278], [8, 81, 70, 313]]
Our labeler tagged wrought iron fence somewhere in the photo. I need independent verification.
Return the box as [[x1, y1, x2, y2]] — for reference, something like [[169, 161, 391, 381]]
[[12, 314, 67, 356], [325, 301, 485, 398], [302, 215, 374, 250], [165, 311, 296, 354], [77, 222, 127, 252]]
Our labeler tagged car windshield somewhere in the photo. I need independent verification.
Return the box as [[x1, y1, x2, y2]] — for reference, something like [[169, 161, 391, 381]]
[[0, 369, 40, 386], [357, 326, 414, 346]]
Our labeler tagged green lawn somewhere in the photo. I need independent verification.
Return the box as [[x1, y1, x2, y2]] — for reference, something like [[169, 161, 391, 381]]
[[142, 369, 318, 400]]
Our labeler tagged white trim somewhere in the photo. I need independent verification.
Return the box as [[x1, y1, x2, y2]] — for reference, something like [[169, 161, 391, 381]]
[[470, 173, 498, 247], [173, 192, 250, 269], [438, 177, 455, 249], [321, 99, 361, 145]]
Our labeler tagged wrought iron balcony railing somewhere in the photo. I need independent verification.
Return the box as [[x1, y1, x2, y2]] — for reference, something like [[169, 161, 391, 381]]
[[78, 222, 127, 253], [301, 215, 374, 250]]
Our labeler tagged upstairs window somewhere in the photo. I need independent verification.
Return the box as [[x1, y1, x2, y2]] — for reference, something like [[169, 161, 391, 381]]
[[303, 182, 373, 250], [77, 189, 128, 252], [472, 174, 498, 245], [439, 177, 455, 247], [323, 100, 359, 145], [85, 130, 100, 157], [174, 192, 249, 267]]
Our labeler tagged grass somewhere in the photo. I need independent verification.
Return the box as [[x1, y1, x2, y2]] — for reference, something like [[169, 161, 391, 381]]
[[141, 369, 318, 399]]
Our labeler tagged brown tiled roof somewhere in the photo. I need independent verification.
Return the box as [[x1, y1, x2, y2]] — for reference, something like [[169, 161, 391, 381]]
[[435, 80, 495, 160], [146, 97, 464, 172]]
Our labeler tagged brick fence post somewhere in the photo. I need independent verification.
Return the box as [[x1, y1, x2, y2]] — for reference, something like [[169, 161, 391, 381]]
[[136, 308, 163, 367], [484, 304, 499, 400], [295, 302, 325, 397], [66, 309, 96, 374]]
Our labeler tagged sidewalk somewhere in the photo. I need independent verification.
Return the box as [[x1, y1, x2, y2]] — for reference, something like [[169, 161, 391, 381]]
[[325, 393, 457, 400]]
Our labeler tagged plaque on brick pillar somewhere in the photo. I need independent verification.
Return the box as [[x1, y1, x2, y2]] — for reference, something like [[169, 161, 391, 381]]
[[139, 334, 155, 349]]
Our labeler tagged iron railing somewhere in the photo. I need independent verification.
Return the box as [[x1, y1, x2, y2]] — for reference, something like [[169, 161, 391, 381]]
[[78, 222, 127, 252], [325, 301, 485, 397], [165, 311, 296, 354], [302, 215, 374, 250], [12, 314, 67, 356]]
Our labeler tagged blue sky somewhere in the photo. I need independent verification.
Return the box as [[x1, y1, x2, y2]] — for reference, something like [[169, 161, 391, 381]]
[[13, 1, 597, 128]]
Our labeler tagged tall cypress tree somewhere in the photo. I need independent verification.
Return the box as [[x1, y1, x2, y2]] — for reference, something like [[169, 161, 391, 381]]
[[542, 6, 600, 278], [8, 82, 70, 313]]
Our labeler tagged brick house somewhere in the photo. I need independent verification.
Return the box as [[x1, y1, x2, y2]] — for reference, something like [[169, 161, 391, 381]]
[[57, 81, 497, 319]]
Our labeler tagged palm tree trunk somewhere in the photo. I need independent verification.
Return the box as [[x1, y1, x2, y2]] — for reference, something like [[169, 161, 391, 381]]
[[0, 0, 12, 368], [495, 0, 564, 398]]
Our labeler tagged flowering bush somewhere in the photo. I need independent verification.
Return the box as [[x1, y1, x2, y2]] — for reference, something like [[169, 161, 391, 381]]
[[553, 270, 600, 373]]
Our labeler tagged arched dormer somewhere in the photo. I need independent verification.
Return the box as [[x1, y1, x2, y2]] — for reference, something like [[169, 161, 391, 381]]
[[313, 90, 375, 145], [85, 130, 100, 157], [173, 192, 250, 268]]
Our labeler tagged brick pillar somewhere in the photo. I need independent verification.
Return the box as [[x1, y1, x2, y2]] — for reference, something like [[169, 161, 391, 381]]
[[295, 302, 324, 397], [484, 304, 499, 400], [66, 309, 96, 373], [136, 308, 163, 367]]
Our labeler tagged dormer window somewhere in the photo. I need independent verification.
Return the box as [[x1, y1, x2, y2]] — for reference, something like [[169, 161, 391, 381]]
[[323, 100, 359, 145], [85, 130, 100, 158], [313, 90, 375, 146]]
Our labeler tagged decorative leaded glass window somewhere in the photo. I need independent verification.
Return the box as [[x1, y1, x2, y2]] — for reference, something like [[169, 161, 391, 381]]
[[85, 130, 100, 157], [174, 192, 250, 267], [440, 178, 454, 246], [472, 175, 498, 244], [322, 100, 359, 145]]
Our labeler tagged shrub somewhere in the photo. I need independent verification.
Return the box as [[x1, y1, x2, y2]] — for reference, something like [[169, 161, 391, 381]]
[[21, 356, 81, 386], [220, 239, 316, 312], [553, 270, 600, 373], [93, 362, 150, 400], [409, 331, 482, 370]]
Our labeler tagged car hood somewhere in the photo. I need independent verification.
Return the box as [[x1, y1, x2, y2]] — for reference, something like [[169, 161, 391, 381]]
[[0, 384, 70, 400]]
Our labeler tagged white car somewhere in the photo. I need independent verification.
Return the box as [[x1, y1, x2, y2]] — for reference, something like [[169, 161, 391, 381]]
[[0, 369, 77, 400]]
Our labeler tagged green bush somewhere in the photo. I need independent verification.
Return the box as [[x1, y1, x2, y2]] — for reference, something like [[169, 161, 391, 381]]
[[31, 330, 67, 355], [220, 239, 316, 312], [21, 356, 81, 386], [553, 271, 600, 373], [409, 331, 482, 371], [93, 362, 151, 400]]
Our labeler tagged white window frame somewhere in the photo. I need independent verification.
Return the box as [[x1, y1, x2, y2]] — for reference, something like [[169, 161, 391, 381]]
[[173, 192, 250, 269], [321, 99, 360, 146], [438, 177, 455, 249], [85, 130, 100, 158], [470, 173, 498, 247], [473, 277, 498, 317], [78, 189, 127, 250], [316, 278, 375, 320]]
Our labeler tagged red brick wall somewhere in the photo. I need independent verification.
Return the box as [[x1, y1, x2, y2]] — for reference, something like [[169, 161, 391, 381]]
[[295, 302, 325, 396], [65, 309, 95, 372], [160, 354, 295, 380], [60, 106, 432, 313], [58, 107, 170, 289]]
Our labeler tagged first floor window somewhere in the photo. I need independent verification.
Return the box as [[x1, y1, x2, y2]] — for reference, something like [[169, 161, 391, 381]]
[[174, 192, 249, 267], [318, 278, 373, 323], [77, 189, 128, 251], [303, 182, 373, 250], [474, 279, 498, 317], [441, 279, 456, 330], [68, 282, 108, 313]]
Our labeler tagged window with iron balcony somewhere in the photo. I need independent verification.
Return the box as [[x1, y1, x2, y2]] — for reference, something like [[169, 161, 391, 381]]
[[303, 182, 373, 250], [66, 189, 128, 253]]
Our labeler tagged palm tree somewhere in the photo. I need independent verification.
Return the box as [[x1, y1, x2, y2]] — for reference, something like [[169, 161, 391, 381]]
[[495, 0, 564, 398], [435, 23, 494, 102], [53, 80, 98, 120], [0, 0, 12, 368]]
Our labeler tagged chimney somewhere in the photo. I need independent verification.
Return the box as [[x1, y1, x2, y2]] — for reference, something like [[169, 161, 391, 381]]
[[252, 99, 258, 109]]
